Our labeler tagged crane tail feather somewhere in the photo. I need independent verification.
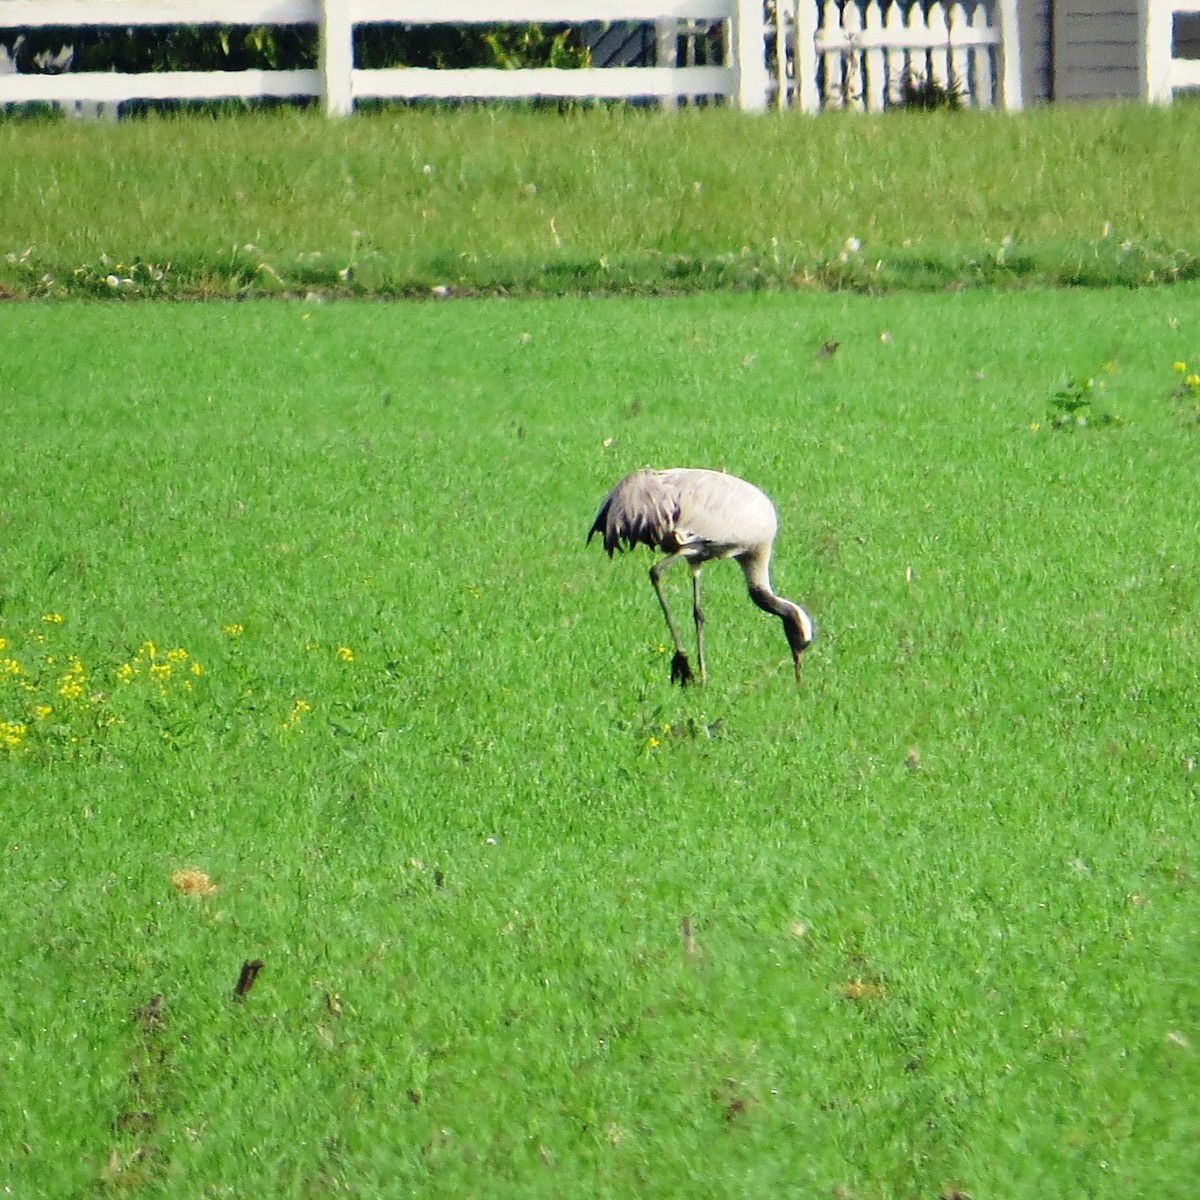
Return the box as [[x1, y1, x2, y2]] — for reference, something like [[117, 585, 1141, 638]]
[[588, 469, 680, 557]]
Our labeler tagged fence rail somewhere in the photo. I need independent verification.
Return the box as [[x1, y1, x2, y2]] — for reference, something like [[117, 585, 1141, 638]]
[[1144, 0, 1200, 101], [0, 0, 1024, 113], [0, 0, 764, 110]]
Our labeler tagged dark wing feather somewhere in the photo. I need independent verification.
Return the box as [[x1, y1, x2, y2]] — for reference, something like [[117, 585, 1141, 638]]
[[587, 469, 680, 557]]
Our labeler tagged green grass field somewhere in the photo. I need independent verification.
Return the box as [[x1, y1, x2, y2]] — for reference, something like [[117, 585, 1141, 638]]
[[3, 287, 1200, 1197], [3, 102, 1200, 297]]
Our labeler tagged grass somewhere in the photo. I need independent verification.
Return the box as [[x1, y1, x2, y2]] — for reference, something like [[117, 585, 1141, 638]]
[[2, 287, 1200, 1197], [2, 101, 1200, 298]]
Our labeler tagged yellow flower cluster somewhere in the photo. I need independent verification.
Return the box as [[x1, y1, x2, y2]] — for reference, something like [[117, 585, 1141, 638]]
[[2, 612, 364, 755], [0, 720, 27, 750], [114, 641, 203, 695], [1, 618, 206, 754], [1173, 360, 1200, 390], [58, 655, 86, 702], [280, 698, 312, 731]]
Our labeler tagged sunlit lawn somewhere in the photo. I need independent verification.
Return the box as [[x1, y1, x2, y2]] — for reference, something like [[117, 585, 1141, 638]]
[[2, 288, 1199, 1197]]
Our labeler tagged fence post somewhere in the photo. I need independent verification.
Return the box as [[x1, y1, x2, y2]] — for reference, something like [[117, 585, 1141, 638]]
[[734, 0, 769, 109], [657, 18, 678, 109], [996, 0, 1023, 111], [793, 0, 820, 112], [320, 0, 353, 116], [1142, 0, 1173, 102]]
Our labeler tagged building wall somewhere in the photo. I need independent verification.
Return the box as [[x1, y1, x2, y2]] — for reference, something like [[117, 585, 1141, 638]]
[[1051, 2, 1142, 99], [1019, 0, 1054, 101]]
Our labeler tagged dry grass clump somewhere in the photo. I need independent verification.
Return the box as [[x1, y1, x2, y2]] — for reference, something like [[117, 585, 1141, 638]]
[[170, 868, 217, 897]]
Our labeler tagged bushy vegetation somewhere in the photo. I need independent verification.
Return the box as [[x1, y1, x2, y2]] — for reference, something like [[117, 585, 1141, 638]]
[[0, 21, 587, 76], [3, 289, 1200, 1197]]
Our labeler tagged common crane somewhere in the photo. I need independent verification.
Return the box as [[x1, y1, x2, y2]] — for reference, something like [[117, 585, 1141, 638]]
[[588, 468, 813, 685]]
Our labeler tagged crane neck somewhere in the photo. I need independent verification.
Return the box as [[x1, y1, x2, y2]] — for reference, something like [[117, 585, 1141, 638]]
[[741, 551, 814, 651], [738, 548, 776, 601]]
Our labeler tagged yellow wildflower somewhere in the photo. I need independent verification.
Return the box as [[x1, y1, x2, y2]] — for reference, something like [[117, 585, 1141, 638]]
[[140, 640, 158, 660], [1, 658, 22, 675], [337, 646, 354, 662], [222, 624, 244, 637], [41, 613, 64, 624], [115, 663, 135, 684], [646, 736, 661, 749], [0, 637, 6, 651], [189, 661, 203, 676], [1173, 361, 1188, 373], [56, 656, 86, 701], [280, 698, 312, 730], [0, 721, 26, 749], [33, 705, 52, 720], [1187, 375, 1200, 389], [167, 648, 189, 663]]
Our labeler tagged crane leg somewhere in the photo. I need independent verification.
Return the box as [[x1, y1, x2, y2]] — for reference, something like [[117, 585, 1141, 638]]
[[650, 554, 696, 686], [691, 566, 707, 684]]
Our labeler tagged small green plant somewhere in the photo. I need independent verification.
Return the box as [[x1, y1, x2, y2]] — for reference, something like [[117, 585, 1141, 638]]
[[1169, 359, 1200, 421], [1046, 364, 1123, 429], [895, 71, 963, 111]]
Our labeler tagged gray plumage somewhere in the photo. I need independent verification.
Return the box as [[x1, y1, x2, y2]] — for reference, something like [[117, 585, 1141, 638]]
[[588, 468, 813, 685]]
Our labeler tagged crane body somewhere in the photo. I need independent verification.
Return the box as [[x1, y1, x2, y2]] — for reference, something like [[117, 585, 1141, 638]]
[[588, 468, 813, 685]]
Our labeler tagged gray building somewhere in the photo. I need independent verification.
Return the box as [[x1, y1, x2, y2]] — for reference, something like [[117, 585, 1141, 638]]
[[1003, 2, 1194, 102]]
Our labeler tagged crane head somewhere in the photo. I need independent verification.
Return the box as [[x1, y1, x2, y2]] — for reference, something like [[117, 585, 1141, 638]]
[[781, 602, 814, 683]]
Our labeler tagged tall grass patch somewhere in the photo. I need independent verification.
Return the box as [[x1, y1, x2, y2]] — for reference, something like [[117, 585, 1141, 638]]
[[2, 102, 1199, 297], [2, 288, 1200, 1197]]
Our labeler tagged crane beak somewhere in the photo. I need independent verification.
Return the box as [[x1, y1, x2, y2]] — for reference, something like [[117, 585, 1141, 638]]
[[783, 607, 813, 685]]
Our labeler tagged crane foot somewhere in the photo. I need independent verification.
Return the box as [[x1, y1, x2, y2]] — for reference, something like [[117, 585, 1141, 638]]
[[670, 651, 697, 687]]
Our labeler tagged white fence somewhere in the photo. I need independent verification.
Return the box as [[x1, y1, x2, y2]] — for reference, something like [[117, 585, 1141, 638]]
[[0, 0, 1023, 113], [774, 0, 1021, 111], [0, 0, 765, 111], [1144, 0, 1200, 101]]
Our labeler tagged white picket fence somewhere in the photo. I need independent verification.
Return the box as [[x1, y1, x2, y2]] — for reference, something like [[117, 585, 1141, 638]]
[[0, 0, 1023, 113], [774, 0, 1021, 111], [1144, 0, 1200, 101]]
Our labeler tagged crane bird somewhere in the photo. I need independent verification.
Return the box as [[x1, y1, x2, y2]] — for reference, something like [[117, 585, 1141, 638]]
[[588, 468, 813, 686]]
